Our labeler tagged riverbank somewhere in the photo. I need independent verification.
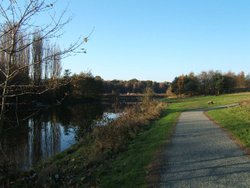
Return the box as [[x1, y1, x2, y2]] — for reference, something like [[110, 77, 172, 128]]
[[5, 100, 171, 187], [96, 109, 180, 187]]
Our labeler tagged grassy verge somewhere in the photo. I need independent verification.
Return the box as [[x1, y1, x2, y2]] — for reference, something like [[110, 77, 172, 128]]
[[207, 103, 250, 148], [96, 110, 180, 188], [163, 92, 250, 111]]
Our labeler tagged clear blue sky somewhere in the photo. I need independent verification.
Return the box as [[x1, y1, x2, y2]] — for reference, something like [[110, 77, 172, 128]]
[[56, 0, 250, 82]]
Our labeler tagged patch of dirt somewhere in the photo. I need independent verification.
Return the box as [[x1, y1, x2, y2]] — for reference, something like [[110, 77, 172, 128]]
[[240, 100, 250, 107]]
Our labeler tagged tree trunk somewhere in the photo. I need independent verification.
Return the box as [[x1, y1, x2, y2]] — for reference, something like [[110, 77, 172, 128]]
[[0, 79, 8, 121]]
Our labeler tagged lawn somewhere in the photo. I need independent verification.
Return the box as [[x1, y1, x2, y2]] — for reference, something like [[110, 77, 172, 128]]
[[164, 92, 250, 111], [207, 104, 250, 147]]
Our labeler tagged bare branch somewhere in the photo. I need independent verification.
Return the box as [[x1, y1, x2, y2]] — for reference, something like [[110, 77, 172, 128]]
[[0, 0, 86, 121]]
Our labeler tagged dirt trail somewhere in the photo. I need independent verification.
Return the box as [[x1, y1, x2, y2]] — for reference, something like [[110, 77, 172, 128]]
[[160, 110, 250, 188]]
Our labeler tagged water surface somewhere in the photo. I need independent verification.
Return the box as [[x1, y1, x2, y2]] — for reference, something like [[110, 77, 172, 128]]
[[0, 103, 120, 170]]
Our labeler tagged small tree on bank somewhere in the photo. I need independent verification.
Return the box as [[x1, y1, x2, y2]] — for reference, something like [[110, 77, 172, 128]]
[[142, 87, 154, 106]]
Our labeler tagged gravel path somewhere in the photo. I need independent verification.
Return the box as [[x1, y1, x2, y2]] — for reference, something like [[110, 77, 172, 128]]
[[160, 110, 250, 188]]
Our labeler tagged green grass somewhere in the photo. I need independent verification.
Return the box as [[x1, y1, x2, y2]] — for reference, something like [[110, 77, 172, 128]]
[[207, 105, 250, 147], [163, 92, 250, 111], [96, 110, 180, 188]]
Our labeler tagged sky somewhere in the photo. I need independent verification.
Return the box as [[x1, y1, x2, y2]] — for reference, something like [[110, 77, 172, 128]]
[[54, 0, 250, 82]]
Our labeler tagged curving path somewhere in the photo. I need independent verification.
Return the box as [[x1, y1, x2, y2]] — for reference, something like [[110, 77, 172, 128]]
[[160, 110, 250, 188]]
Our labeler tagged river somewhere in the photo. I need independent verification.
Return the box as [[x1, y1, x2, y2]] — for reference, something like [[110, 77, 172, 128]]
[[0, 103, 121, 171]]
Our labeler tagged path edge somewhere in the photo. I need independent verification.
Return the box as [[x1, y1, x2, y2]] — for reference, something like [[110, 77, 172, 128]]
[[204, 111, 250, 156], [146, 113, 181, 188]]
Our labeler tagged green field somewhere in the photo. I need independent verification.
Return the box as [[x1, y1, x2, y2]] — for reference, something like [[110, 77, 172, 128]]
[[163, 92, 250, 111]]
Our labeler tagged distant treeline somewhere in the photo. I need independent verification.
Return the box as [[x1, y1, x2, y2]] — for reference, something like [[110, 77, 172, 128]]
[[57, 72, 170, 104], [3, 69, 250, 107], [1, 69, 170, 107], [171, 71, 250, 96], [26, 70, 250, 105], [102, 79, 170, 94]]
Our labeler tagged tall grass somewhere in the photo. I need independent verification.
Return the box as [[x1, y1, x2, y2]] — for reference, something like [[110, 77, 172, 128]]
[[91, 101, 165, 157]]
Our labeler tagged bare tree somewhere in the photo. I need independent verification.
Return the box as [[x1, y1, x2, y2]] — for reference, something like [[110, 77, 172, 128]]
[[32, 30, 43, 85], [0, 0, 86, 121], [50, 45, 62, 81]]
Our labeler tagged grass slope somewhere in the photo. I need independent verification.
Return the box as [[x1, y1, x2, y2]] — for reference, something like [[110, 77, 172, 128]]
[[96, 110, 180, 188], [207, 105, 250, 147], [163, 92, 250, 111]]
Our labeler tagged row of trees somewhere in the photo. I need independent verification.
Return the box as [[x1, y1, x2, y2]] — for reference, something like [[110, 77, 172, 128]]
[[102, 79, 170, 94], [51, 73, 169, 104], [0, 28, 62, 85], [171, 71, 250, 96], [18, 69, 250, 107], [66, 70, 250, 98]]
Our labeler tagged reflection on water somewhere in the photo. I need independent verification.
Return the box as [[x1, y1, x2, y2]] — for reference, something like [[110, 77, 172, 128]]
[[0, 103, 119, 170], [94, 112, 121, 126]]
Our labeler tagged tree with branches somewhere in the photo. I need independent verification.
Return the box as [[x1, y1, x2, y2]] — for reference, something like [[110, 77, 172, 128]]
[[0, 0, 87, 121]]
